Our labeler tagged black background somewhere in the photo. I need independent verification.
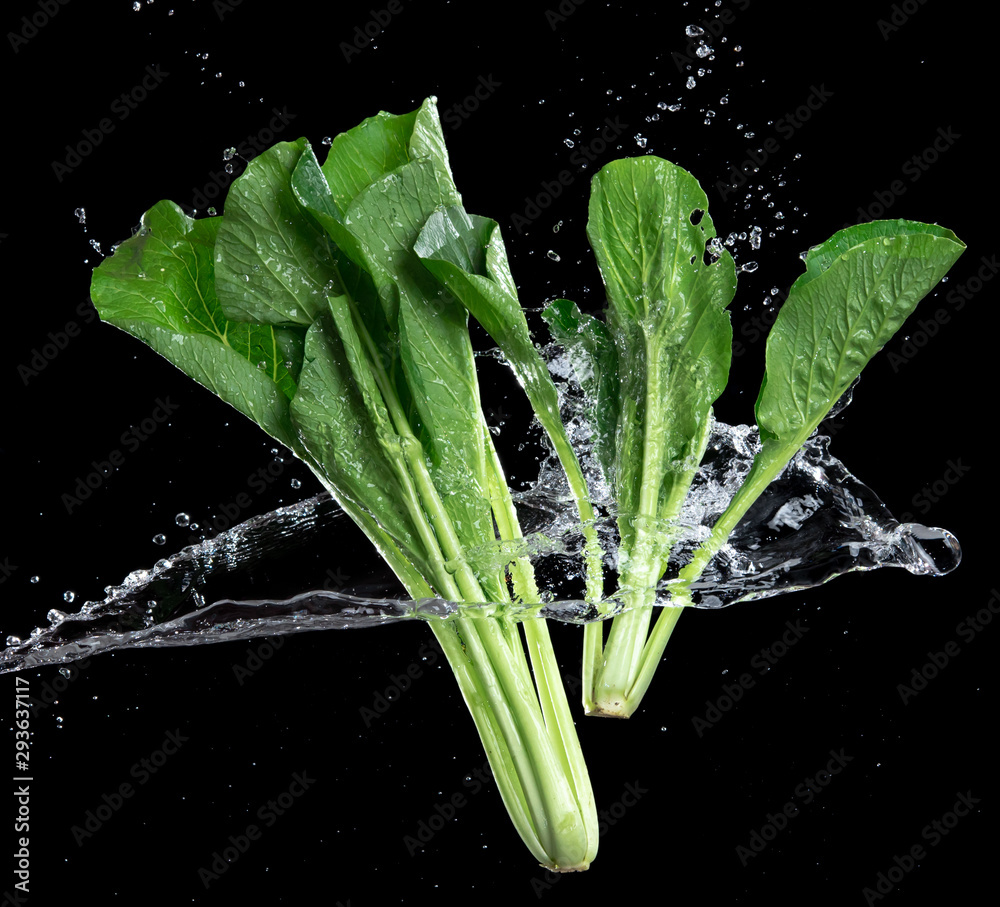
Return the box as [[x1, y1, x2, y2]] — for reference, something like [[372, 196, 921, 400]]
[[2, 1, 994, 904]]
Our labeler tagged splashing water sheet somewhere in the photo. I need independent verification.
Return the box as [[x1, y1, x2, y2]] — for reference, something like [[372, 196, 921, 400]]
[[5, 2, 990, 904]]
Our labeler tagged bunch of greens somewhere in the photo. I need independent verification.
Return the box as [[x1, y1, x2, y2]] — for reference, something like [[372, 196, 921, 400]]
[[89, 96, 963, 867]]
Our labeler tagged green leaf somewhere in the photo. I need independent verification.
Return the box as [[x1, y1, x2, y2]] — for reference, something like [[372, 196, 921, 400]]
[[676, 219, 966, 600], [587, 156, 736, 560], [214, 138, 345, 326], [342, 159, 491, 552], [415, 207, 568, 470], [90, 200, 304, 453], [288, 307, 427, 566], [756, 223, 965, 446]]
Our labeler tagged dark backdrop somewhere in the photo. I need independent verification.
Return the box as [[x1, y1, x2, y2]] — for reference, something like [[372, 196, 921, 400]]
[[2, 1, 992, 904]]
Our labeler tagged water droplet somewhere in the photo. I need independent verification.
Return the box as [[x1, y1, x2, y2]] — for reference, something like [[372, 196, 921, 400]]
[[552, 220, 563, 233], [58, 666, 72, 678], [290, 478, 302, 489], [175, 513, 191, 527], [685, 24, 705, 36], [696, 44, 712, 58], [63, 591, 76, 603], [74, 207, 86, 224], [30, 575, 39, 584], [47, 609, 67, 624], [563, 138, 575, 148], [740, 261, 759, 273], [152, 534, 167, 545], [6, 636, 21, 646], [635, 134, 647, 148], [686, 76, 697, 89], [546, 250, 561, 262]]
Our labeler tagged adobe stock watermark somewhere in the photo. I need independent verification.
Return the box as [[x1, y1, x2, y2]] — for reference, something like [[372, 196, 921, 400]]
[[844, 126, 961, 228], [198, 770, 317, 889], [27, 658, 92, 717], [716, 83, 835, 201], [7, 0, 72, 54], [671, 0, 752, 71], [70, 729, 190, 845], [861, 791, 981, 905], [510, 116, 629, 234], [896, 457, 970, 522], [231, 570, 348, 685], [340, 1, 405, 62], [190, 107, 297, 211], [17, 300, 98, 385], [402, 759, 493, 856], [61, 397, 181, 514], [51, 64, 171, 182], [692, 619, 809, 737], [441, 75, 502, 131], [186, 454, 297, 541], [545, 0, 588, 31], [736, 748, 853, 866], [360, 636, 444, 727], [877, 0, 932, 41], [530, 781, 648, 897], [886, 252, 995, 373], [0, 557, 16, 586], [896, 587, 998, 705]]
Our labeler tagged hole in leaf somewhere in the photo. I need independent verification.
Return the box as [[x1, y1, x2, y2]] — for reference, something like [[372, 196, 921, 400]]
[[690, 254, 698, 265], [690, 208, 704, 225]]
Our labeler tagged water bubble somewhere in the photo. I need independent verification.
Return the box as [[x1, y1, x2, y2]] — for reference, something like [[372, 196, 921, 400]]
[[152, 534, 167, 545]]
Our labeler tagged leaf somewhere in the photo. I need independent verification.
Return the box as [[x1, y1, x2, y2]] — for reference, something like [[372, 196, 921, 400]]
[[415, 207, 567, 462], [756, 222, 966, 447], [288, 306, 427, 567], [586, 156, 735, 557], [90, 200, 304, 453], [675, 219, 966, 599], [214, 138, 346, 326]]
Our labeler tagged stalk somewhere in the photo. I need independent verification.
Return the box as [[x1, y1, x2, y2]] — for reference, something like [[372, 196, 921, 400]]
[[584, 369, 712, 718], [340, 295, 597, 869], [590, 435, 801, 713]]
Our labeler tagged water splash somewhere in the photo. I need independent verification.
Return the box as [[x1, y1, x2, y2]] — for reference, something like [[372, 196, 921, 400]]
[[0, 420, 958, 675]]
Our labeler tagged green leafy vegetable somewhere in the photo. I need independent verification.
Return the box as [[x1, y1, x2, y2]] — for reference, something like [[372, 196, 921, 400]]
[[90, 98, 597, 871], [574, 192, 964, 715], [87, 92, 964, 869], [557, 157, 737, 715]]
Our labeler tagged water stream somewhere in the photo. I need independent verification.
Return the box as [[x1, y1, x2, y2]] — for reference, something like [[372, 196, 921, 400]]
[[0, 419, 958, 675]]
